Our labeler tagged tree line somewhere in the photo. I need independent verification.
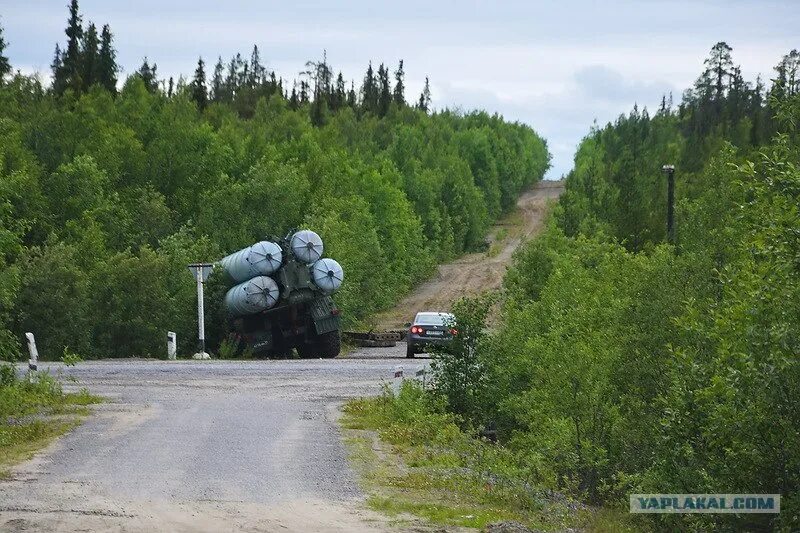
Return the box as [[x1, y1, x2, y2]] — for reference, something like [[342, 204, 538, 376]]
[[0, 3, 550, 360], [36, 0, 434, 123], [431, 42, 799, 531]]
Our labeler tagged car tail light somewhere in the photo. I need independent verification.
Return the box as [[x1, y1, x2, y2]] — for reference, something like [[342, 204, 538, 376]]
[[450, 328, 458, 335], [410, 326, 423, 334]]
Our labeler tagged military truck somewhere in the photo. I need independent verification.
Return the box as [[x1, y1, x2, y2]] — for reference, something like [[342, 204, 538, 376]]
[[220, 230, 344, 358]]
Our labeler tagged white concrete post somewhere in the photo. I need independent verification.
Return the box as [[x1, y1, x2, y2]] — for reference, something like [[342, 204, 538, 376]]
[[167, 331, 177, 360], [25, 332, 38, 371], [392, 365, 404, 395]]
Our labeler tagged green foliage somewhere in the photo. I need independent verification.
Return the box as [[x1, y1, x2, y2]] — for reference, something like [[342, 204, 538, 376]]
[[466, 58, 800, 531], [0, 45, 549, 358], [61, 347, 83, 366], [430, 295, 494, 425]]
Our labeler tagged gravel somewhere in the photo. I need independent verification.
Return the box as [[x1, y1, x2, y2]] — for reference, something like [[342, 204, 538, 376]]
[[1, 345, 430, 531]]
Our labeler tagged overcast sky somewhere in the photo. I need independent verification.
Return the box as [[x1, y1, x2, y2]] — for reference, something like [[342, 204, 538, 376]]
[[2, 0, 797, 178]]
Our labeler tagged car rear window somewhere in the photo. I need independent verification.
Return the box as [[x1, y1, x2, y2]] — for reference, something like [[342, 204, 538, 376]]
[[415, 313, 453, 325]]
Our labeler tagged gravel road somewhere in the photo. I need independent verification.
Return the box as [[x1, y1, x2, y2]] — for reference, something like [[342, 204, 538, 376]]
[[374, 180, 563, 330], [1, 345, 428, 532]]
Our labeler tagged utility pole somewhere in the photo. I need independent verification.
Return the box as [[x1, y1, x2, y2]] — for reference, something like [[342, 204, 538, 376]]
[[187, 263, 214, 359], [661, 165, 676, 244]]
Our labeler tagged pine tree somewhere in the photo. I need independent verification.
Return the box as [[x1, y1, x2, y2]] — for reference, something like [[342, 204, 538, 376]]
[[705, 42, 733, 102], [417, 76, 431, 112], [60, 0, 84, 94], [307, 53, 331, 126], [137, 58, 158, 93], [97, 24, 118, 94], [0, 21, 10, 80], [211, 57, 225, 102], [774, 49, 800, 97], [81, 22, 99, 90], [393, 59, 405, 105], [191, 57, 208, 111]]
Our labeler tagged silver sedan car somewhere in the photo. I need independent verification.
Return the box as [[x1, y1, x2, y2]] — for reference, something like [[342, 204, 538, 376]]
[[405, 311, 457, 358]]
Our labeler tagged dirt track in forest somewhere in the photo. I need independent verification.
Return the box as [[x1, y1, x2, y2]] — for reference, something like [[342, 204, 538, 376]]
[[372, 180, 564, 330]]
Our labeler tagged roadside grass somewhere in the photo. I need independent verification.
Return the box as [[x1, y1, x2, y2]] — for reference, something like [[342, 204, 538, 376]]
[[341, 382, 639, 531], [0, 366, 102, 477]]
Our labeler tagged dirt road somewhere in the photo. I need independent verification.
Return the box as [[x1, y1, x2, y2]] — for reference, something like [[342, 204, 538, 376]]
[[1, 352, 415, 532], [373, 180, 563, 330]]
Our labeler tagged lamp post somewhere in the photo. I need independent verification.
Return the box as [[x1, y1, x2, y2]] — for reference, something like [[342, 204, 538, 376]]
[[661, 164, 676, 244], [187, 263, 214, 359]]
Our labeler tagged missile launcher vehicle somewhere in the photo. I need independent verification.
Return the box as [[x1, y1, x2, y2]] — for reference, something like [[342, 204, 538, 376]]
[[219, 230, 344, 358]]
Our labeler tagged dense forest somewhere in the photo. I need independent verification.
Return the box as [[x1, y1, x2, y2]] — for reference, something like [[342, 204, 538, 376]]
[[429, 43, 799, 531], [0, 2, 550, 360]]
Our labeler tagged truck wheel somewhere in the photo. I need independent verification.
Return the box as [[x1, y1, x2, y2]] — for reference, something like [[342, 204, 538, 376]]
[[406, 343, 415, 358], [296, 343, 316, 358], [317, 331, 341, 358]]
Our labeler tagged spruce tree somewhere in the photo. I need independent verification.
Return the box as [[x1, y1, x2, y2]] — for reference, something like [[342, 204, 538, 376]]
[[51, 44, 66, 94], [377, 63, 391, 116], [333, 72, 346, 111], [97, 24, 118, 94], [60, 0, 84, 94], [393, 59, 405, 105], [137, 58, 158, 93], [347, 80, 357, 108], [289, 81, 299, 110], [299, 80, 309, 104], [271, 72, 280, 96], [234, 53, 246, 89], [211, 57, 224, 102], [248, 45, 264, 87], [167, 76, 174, 98], [191, 57, 208, 111], [81, 22, 99, 90], [0, 21, 10, 80], [361, 62, 377, 113], [225, 56, 239, 99], [417, 76, 431, 112]]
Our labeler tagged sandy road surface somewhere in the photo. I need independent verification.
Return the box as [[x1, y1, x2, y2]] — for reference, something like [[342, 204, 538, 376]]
[[1, 348, 421, 532], [374, 180, 564, 330]]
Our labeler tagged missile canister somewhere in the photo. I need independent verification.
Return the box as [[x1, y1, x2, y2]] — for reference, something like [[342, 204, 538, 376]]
[[224, 275, 280, 317], [310, 258, 344, 294], [290, 230, 323, 264], [220, 241, 283, 284]]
